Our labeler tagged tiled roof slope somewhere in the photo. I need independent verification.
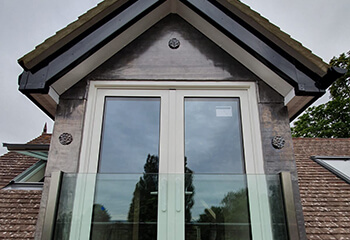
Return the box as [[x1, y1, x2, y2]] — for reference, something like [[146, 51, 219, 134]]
[[0, 190, 42, 239], [27, 133, 51, 145], [294, 138, 350, 239], [0, 133, 51, 239], [18, 0, 328, 75], [0, 152, 39, 189]]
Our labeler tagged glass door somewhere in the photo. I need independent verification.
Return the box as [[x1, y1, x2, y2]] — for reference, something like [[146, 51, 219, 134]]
[[183, 97, 251, 240], [78, 83, 269, 240], [90, 97, 162, 240]]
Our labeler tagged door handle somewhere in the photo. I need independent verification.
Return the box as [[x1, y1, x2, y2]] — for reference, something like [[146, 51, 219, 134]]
[[176, 177, 181, 212], [160, 178, 167, 212]]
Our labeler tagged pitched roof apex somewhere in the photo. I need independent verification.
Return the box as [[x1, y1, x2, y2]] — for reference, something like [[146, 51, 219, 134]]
[[18, 0, 330, 76]]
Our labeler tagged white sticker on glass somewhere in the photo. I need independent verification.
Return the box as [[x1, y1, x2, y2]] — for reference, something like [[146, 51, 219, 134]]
[[216, 106, 232, 117]]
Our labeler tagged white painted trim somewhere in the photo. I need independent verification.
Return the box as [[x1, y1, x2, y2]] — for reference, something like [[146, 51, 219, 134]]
[[177, 1, 294, 97], [81, 80, 266, 175], [48, 87, 59, 104], [51, 1, 171, 95], [74, 80, 271, 240], [285, 88, 296, 106]]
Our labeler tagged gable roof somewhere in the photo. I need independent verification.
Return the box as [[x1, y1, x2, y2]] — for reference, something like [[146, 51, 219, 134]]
[[17, 0, 344, 120], [0, 133, 51, 239], [294, 138, 350, 239]]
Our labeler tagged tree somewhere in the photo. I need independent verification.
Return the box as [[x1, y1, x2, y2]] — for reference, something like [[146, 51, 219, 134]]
[[291, 52, 350, 138]]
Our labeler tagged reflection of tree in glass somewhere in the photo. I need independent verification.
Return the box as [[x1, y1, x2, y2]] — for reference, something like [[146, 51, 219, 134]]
[[127, 154, 159, 240], [185, 157, 195, 222], [127, 155, 195, 240], [93, 203, 112, 222], [195, 189, 251, 240], [268, 183, 288, 239], [90, 204, 112, 239]]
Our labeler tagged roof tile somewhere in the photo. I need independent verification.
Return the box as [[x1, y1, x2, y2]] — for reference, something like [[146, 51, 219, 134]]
[[294, 138, 350, 239], [0, 133, 50, 239]]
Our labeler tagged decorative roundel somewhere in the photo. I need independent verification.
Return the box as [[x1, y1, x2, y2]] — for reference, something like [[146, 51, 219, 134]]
[[272, 135, 285, 149], [168, 38, 180, 49], [59, 133, 73, 145]]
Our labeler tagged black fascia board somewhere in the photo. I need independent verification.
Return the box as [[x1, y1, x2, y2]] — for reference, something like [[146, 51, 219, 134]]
[[18, 0, 166, 93], [18, 0, 134, 72], [181, 0, 331, 95], [212, 0, 322, 82]]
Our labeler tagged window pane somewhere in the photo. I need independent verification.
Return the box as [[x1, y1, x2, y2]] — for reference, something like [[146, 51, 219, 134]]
[[93, 97, 160, 240], [184, 98, 245, 174], [323, 159, 350, 178], [90, 174, 158, 240], [98, 97, 161, 173], [185, 174, 251, 240]]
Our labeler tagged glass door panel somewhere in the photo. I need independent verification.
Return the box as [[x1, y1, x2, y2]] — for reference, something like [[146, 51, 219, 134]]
[[91, 97, 161, 240], [184, 98, 244, 173], [98, 97, 161, 173], [184, 98, 251, 240]]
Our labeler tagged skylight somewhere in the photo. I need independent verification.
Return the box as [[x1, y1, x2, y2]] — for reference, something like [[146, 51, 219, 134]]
[[311, 156, 350, 184]]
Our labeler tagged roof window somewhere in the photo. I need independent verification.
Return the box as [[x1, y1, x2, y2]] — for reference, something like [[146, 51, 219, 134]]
[[311, 156, 350, 184]]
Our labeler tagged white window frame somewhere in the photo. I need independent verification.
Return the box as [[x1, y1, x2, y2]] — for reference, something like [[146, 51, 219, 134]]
[[70, 80, 272, 240]]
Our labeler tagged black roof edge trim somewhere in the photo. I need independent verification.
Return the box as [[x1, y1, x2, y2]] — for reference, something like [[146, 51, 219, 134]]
[[18, 70, 50, 93], [181, 0, 322, 94], [316, 66, 347, 89], [210, 0, 322, 82], [18, 0, 165, 94], [311, 156, 350, 185], [20, 0, 137, 73]]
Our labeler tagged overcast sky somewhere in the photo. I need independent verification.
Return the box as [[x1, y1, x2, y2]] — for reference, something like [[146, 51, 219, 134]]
[[0, 0, 349, 155]]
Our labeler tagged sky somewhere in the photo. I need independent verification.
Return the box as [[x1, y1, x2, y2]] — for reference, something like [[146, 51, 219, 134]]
[[0, 0, 349, 155]]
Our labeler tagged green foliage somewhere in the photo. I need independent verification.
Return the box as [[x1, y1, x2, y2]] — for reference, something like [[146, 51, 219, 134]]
[[291, 51, 350, 138], [196, 189, 251, 240]]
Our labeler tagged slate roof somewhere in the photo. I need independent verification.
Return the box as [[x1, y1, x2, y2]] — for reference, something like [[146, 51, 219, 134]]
[[0, 133, 51, 239], [294, 138, 350, 239]]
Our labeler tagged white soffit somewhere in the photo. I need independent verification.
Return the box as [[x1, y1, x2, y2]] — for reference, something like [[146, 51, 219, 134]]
[[286, 95, 314, 119], [51, 0, 294, 100]]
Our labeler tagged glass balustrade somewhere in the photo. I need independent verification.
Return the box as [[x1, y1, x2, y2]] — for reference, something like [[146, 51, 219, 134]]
[[52, 173, 289, 240]]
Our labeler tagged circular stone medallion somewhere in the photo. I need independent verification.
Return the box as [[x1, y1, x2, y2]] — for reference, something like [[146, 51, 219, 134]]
[[59, 133, 73, 145], [168, 38, 180, 49], [272, 136, 285, 149]]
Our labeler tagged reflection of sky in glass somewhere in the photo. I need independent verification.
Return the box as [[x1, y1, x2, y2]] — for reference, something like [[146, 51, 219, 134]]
[[93, 174, 145, 221], [188, 174, 248, 221], [99, 97, 160, 173], [185, 98, 244, 173]]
